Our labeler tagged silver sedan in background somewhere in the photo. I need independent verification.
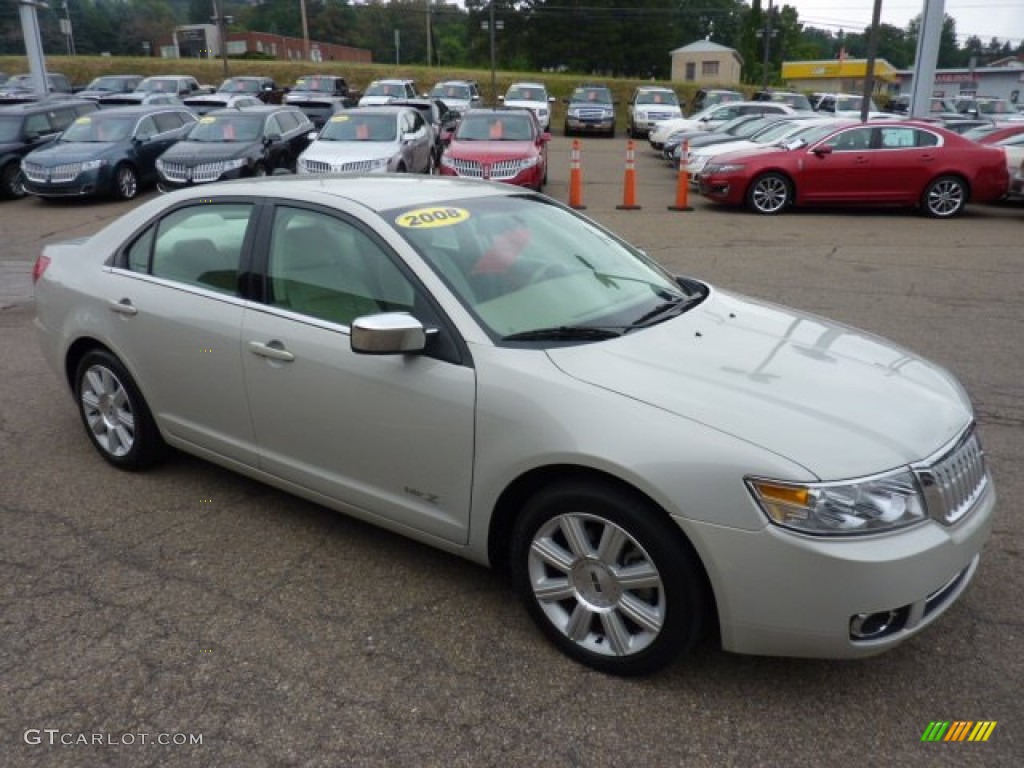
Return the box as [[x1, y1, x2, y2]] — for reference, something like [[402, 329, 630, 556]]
[[297, 106, 434, 175]]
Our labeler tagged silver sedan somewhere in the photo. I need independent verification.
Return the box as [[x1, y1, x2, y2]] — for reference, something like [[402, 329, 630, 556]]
[[33, 176, 994, 675], [297, 106, 434, 175]]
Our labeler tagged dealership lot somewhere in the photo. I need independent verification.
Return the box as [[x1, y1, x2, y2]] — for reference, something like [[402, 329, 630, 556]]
[[1, 138, 1021, 766]]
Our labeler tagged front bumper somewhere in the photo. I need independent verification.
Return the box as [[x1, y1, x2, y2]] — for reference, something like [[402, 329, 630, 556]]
[[22, 167, 111, 198], [157, 165, 248, 192], [684, 481, 995, 658], [566, 116, 614, 134]]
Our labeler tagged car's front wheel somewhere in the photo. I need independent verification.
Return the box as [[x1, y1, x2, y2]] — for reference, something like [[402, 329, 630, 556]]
[[511, 481, 707, 676], [1, 160, 25, 199], [113, 163, 139, 200], [922, 175, 967, 218], [74, 349, 164, 470], [746, 172, 792, 215]]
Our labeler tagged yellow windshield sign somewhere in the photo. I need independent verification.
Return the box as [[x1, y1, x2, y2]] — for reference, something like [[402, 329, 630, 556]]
[[395, 207, 471, 229]]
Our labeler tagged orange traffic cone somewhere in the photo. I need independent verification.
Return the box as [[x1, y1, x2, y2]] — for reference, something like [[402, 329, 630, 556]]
[[616, 139, 641, 210], [569, 139, 585, 210], [668, 139, 694, 212]]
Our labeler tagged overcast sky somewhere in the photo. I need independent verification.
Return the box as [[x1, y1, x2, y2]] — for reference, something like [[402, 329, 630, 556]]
[[781, 0, 1024, 45]]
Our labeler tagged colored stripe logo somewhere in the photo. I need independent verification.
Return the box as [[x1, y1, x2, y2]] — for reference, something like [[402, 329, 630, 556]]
[[921, 721, 997, 742]]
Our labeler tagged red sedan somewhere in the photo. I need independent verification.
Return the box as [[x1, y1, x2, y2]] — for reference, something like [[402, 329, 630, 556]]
[[696, 120, 1009, 217], [439, 107, 549, 191]]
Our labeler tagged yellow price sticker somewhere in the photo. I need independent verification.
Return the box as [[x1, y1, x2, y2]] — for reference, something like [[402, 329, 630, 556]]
[[395, 207, 471, 229], [330, 114, 350, 122], [199, 116, 217, 124], [75, 116, 92, 124]]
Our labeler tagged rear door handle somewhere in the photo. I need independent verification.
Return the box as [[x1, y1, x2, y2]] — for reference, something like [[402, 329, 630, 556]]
[[247, 340, 295, 362], [108, 298, 138, 316]]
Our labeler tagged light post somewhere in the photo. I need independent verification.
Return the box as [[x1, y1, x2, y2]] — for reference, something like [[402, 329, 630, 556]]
[[210, 0, 231, 77], [760, 0, 776, 90], [481, 2, 503, 104], [60, 1, 75, 56]]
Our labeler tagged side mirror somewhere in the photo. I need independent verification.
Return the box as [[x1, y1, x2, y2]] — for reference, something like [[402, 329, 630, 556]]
[[498, 95, 505, 103], [539, 132, 551, 143], [264, 132, 282, 144], [351, 313, 426, 355], [812, 145, 833, 156], [548, 96, 556, 103]]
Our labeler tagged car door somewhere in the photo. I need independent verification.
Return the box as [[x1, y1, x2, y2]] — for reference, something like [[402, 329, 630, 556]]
[[405, 110, 430, 171], [241, 203, 476, 543], [130, 115, 172, 182], [262, 113, 291, 169], [798, 126, 877, 203], [870, 126, 941, 202], [106, 201, 259, 465]]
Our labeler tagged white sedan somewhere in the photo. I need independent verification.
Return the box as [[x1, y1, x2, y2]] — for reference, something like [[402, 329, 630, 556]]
[[33, 176, 994, 675], [684, 117, 841, 178], [297, 106, 434, 175]]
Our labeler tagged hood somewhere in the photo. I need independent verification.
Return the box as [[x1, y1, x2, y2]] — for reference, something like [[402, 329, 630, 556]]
[[503, 99, 548, 113], [691, 139, 761, 159], [447, 140, 539, 160], [159, 140, 252, 164], [24, 142, 118, 164], [359, 96, 395, 107], [545, 288, 971, 479], [76, 89, 115, 100], [301, 140, 397, 164]]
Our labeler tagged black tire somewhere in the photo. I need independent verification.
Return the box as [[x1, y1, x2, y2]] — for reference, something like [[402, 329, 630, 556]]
[[922, 175, 967, 218], [113, 163, 139, 200], [252, 162, 268, 178], [74, 349, 164, 470], [746, 172, 792, 215], [2, 161, 26, 199], [510, 480, 707, 676]]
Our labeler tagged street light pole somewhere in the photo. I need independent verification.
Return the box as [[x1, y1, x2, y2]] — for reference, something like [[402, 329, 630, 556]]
[[761, 0, 774, 90], [489, 0, 496, 103]]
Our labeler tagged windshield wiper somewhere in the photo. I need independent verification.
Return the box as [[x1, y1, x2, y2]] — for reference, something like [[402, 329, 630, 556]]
[[502, 325, 625, 342], [629, 295, 702, 328]]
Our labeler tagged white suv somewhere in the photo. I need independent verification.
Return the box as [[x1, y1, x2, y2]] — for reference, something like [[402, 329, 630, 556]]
[[500, 82, 555, 131], [428, 80, 482, 116], [627, 86, 683, 138], [358, 79, 418, 107]]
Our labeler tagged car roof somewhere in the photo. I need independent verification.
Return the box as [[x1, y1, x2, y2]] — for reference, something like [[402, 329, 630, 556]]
[[207, 105, 292, 115], [509, 82, 546, 88], [0, 98, 95, 115], [338, 106, 411, 116], [169, 175, 520, 212], [80, 105, 189, 116]]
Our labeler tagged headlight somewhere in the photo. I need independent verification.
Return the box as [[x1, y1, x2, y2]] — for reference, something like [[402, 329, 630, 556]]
[[703, 162, 745, 174], [636, 110, 649, 120], [155, 158, 166, 171], [80, 159, 105, 171], [747, 469, 927, 535], [440, 155, 457, 169], [518, 156, 540, 170], [568, 108, 580, 118], [222, 158, 247, 171], [370, 157, 390, 171]]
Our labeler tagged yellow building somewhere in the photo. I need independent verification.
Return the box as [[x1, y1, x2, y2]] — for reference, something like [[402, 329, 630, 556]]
[[781, 58, 898, 94]]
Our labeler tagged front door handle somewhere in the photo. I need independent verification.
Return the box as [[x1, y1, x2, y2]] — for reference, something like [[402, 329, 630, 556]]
[[247, 340, 295, 362], [108, 298, 138, 316]]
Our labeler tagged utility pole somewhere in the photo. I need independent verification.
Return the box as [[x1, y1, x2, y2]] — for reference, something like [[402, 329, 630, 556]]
[[300, 0, 310, 61], [426, 1, 432, 68], [60, 1, 75, 56], [761, 0, 774, 90], [489, 0, 496, 104], [860, 0, 884, 122], [211, 0, 230, 77]]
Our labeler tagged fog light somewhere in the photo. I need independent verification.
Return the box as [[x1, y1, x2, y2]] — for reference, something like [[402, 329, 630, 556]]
[[849, 607, 907, 640]]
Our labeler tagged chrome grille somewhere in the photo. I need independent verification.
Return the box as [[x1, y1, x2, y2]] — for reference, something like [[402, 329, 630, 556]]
[[303, 159, 375, 173], [159, 161, 223, 183], [447, 157, 524, 180], [22, 162, 82, 183], [646, 110, 677, 121], [302, 159, 333, 174], [914, 428, 989, 525], [577, 108, 609, 121]]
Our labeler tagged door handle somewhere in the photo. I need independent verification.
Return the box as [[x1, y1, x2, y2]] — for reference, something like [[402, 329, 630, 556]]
[[247, 340, 295, 362], [108, 298, 138, 316]]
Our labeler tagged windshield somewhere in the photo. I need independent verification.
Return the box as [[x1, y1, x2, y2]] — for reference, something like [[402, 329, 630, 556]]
[[386, 196, 700, 341], [86, 77, 134, 93], [0, 116, 22, 142], [319, 113, 397, 142], [769, 93, 812, 110], [731, 117, 782, 138], [365, 82, 406, 97], [455, 113, 535, 141], [61, 115, 135, 142], [220, 79, 260, 94], [636, 90, 679, 106], [978, 99, 1014, 115], [186, 114, 264, 142], [431, 84, 470, 100], [138, 78, 178, 94], [506, 86, 547, 102], [791, 123, 846, 148], [752, 119, 809, 143], [835, 96, 878, 111], [294, 77, 336, 93], [571, 88, 612, 105]]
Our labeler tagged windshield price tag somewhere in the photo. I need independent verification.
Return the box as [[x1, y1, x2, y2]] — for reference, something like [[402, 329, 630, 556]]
[[396, 207, 471, 229]]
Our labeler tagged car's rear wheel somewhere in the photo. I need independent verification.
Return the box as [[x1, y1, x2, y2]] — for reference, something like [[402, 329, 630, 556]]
[[511, 481, 706, 676], [922, 175, 967, 218], [113, 163, 139, 200], [746, 172, 792, 215], [74, 349, 164, 470], [2, 160, 26, 199]]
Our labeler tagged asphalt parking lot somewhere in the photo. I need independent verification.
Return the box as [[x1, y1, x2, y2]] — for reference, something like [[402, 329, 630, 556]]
[[1, 139, 1021, 767]]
